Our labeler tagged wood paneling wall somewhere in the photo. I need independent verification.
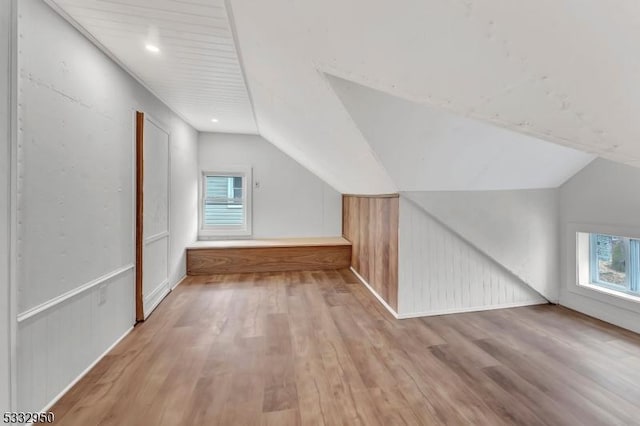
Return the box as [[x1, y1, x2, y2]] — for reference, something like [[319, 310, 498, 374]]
[[187, 245, 352, 275], [342, 194, 399, 311]]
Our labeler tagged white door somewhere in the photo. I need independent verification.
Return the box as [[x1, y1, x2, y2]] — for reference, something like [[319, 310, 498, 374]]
[[142, 117, 170, 318]]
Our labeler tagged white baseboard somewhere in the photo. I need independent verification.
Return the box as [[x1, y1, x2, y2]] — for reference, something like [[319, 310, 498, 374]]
[[350, 267, 547, 320], [144, 280, 170, 321], [171, 274, 188, 290], [143, 274, 189, 320], [397, 300, 549, 319], [32, 326, 134, 424], [559, 293, 640, 335], [350, 267, 399, 319]]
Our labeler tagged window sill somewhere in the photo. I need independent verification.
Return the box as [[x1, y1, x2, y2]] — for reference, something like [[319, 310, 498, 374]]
[[199, 229, 252, 239], [578, 282, 640, 304]]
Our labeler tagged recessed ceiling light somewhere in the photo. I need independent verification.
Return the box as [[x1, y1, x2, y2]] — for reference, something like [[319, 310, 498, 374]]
[[211, 118, 219, 123], [145, 44, 160, 53]]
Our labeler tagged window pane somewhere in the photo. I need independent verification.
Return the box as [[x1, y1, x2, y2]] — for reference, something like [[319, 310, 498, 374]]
[[593, 234, 627, 286], [204, 174, 245, 226], [580, 232, 640, 298], [205, 175, 234, 198], [233, 176, 243, 199], [204, 201, 244, 226], [631, 240, 640, 293]]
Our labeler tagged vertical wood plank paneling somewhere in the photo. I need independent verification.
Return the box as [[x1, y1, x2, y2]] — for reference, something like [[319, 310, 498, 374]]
[[397, 197, 546, 317], [17, 270, 133, 412], [359, 197, 370, 282], [387, 197, 399, 309], [372, 199, 383, 299], [342, 195, 399, 311]]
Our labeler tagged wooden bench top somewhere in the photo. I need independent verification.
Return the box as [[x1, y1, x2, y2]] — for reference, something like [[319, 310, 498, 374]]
[[187, 237, 351, 250]]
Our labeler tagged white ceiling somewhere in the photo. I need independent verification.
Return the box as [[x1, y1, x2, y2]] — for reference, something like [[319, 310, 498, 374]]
[[47, 0, 640, 194], [51, 0, 257, 134], [228, 0, 640, 193], [328, 75, 596, 191]]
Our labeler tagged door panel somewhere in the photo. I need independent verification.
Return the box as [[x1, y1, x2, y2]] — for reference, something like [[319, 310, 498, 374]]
[[136, 112, 170, 321], [142, 236, 169, 314], [144, 120, 169, 238]]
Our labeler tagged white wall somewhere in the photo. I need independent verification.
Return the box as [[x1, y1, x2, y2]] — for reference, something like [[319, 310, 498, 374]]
[[198, 133, 341, 238], [329, 75, 595, 191], [0, 0, 13, 414], [560, 158, 640, 333], [16, 0, 197, 412], [404, 189, 560, 301], [169, 121, 198, 286], [398, 196, 546, 317]]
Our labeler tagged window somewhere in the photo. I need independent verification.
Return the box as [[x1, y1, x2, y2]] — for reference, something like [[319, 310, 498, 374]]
[[579, 232, 640, 297], [200, 168, 251, 237]]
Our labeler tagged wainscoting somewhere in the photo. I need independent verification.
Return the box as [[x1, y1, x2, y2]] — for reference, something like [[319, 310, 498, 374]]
[[398, 196, 546, 317], [342, 194, 399, 311], [17, 268, 134, 413]]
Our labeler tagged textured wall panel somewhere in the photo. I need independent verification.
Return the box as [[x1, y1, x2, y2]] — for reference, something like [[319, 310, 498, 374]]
[[18, 0, 134, 312], [0, 0, 12, 413], [16, 0, 198, 412]]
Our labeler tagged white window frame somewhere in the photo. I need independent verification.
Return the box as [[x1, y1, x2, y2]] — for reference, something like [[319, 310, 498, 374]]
[[572, 225, 640, 305], [588, 234, 631, 293], [199, 166, 252, 238]]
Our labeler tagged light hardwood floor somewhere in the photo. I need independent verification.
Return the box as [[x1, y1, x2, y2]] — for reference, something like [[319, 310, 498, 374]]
[[51, 270, 640, 425]]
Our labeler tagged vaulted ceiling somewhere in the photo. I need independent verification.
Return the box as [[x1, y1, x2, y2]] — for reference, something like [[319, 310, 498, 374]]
[[49, 0, 640, 193], [228, 0, 640, 192], [328, 75, 596, 191]]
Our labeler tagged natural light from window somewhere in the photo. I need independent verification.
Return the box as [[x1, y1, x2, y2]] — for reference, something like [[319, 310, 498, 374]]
[[577, 232, 640, 299], [200, 168, 252, 237]]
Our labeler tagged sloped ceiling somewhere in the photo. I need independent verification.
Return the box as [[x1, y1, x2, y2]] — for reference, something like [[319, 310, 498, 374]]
[[47, 0, 640, 194], [229, 0, 640, 193], [51, 0, 257, 134], [328, 75, 596, 191]]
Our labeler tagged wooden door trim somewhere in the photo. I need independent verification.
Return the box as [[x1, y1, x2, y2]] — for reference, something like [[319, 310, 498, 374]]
[[135, 111, 144, 322]]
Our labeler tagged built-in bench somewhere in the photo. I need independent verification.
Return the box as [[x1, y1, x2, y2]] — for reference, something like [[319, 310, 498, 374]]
[[186, 237, 352, 275]]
